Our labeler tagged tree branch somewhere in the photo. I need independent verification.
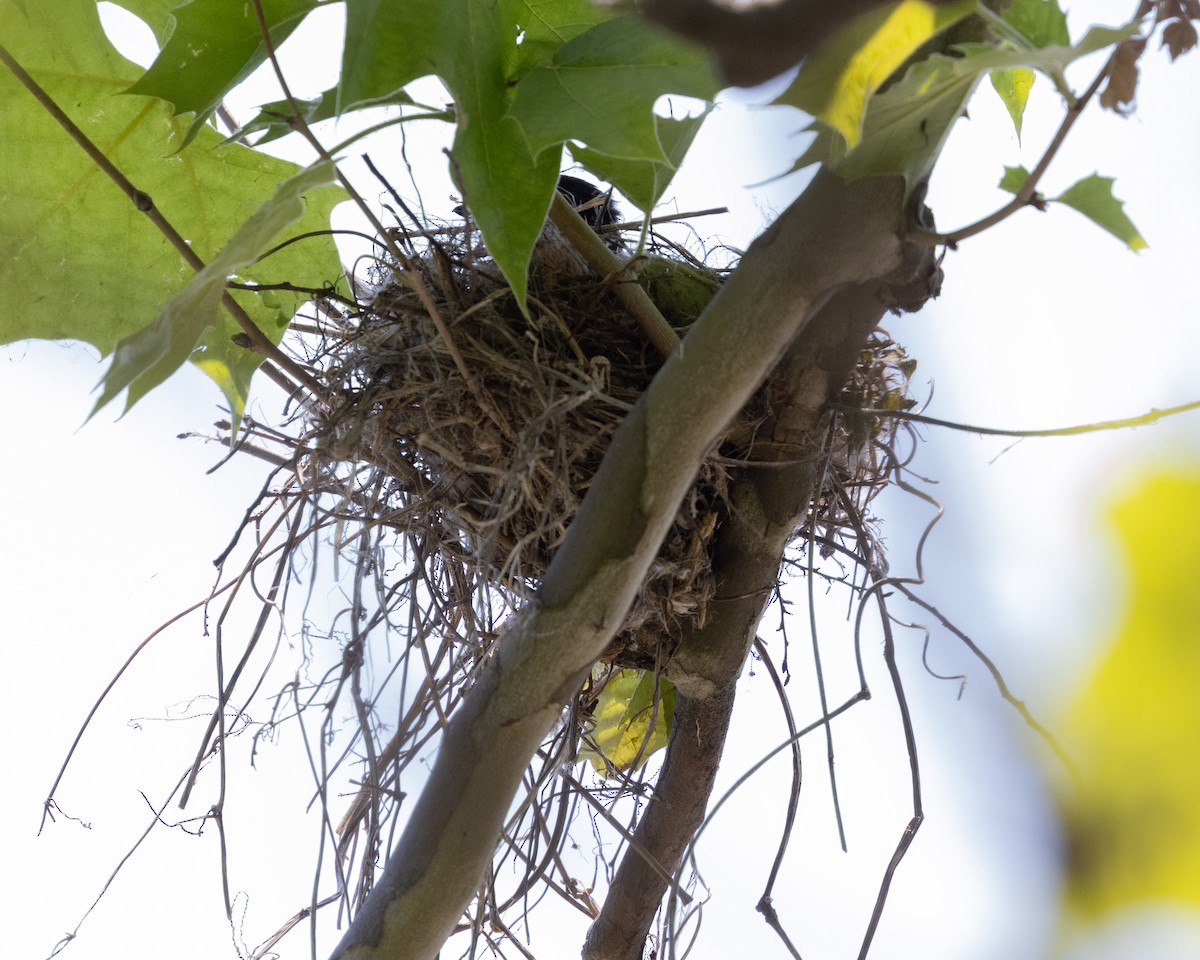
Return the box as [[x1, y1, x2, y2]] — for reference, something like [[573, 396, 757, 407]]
[[582, 277, 911, 960], [328, 169, 908, 960]]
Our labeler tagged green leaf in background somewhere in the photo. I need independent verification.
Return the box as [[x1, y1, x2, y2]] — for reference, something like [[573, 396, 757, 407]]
[[230, 87, 423, 148], [1055, 174, 1148, 251], [580, 669, 676, 776], [990, 67, 1035, 139], [339, 0, 716, 301], [124, 0, 317, 149], [998, 163, 1032, 193], [0, 0, 346, 412], [92, 161, 338, 420], [1059, 467, 1200, 919], [776, 0, 974, 149], [509, 17, 719, 165], [985, 0, 1066, 138], [1001, 0, 1071, 49], [568, 111, 710, 213]]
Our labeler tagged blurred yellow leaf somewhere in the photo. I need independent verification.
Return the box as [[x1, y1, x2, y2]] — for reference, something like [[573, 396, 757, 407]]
[[1060, 467, 1200, 918], [777, 0, 973, 148]]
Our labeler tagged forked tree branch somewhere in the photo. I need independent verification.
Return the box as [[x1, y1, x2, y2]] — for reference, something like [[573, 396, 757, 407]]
[[329, 168, 910, 960], [581, 275, 919, 959]]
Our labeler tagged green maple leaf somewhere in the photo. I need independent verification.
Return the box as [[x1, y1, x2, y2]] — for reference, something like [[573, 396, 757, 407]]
[[123, 0, 317, 148], [0, 0, 346, 420], [339, 0, 612, 304], [509, 17, 719, 167], [1000, 167, 1147, 251], [569, 111, 710, 214], [339, 0, 715, 302]]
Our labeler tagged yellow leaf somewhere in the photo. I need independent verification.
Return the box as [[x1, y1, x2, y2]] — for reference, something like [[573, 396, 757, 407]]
[[1059, 467, 1200, 919], [784, 0, 973, 149], [579, 669, 675, 776]]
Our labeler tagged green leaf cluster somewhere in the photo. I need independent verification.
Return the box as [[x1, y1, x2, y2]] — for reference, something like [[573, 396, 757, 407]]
[[334, 0, 719, 301], [0, 0, 1166, 421], [1, 0, 720, 417], [780, 0, 1145, 246]]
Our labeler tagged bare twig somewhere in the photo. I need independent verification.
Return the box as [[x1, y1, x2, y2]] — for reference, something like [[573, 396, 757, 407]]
[[840, 396, 1200, 438], [548, 190, 682, 360]]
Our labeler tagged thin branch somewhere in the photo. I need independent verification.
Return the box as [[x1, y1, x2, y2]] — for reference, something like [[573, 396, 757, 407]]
[[752, 637, 804, 960], [548, 190, 681, 360], [805, 442, 848, 852], [855, 586, 923, 960], [894, 585, 1075, 775], [841, 396, 1200, 437], [245, 0, 486, 403], [914, 47, 1121, 247]]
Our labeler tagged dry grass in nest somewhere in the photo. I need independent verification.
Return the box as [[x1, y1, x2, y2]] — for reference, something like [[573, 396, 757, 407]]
[[298, 219, 912, 670]]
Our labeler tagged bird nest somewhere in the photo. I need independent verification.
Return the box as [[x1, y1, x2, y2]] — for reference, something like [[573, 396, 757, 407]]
[[298, 216, 912, 670]]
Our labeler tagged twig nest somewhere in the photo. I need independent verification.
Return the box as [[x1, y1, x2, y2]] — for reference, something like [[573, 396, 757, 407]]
[[306, 220, 913, 669], [312, 226, 728, 667]]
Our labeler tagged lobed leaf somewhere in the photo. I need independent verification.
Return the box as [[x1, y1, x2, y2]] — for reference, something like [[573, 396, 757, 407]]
[[509, 17, 719, 164], [0, 0, 345, 416], [91, 161, 339, 419], [1162, 17, 1199, 60], [229, 87, 421, 148], [998, 163, 1031, 193], [124, 0, 318, 149], [568, 111, 710, 213], [340, 0, 611, 303], [1054, 173, 1147, 251]]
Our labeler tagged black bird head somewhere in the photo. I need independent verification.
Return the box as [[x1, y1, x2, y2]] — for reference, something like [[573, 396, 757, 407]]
[[555, 175, 620, 228], [453, 174, 623, 250]]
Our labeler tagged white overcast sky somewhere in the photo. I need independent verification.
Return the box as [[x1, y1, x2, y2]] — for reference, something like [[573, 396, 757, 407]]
[[4, 2, 1200, 959]]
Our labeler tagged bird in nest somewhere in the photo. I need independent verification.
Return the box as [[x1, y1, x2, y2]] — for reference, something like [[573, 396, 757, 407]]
[[452, 174, 627, 286], [456, 174, 624, 249], [554, 175, 621, 231]]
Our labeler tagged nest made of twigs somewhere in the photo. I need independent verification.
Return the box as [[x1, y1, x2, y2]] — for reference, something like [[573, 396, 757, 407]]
[[300, 215, 911, 669]]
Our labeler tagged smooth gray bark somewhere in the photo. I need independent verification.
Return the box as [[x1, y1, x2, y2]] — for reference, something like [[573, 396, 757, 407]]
[[581, 280, 908, 960], [330, 170, 907, 960]]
